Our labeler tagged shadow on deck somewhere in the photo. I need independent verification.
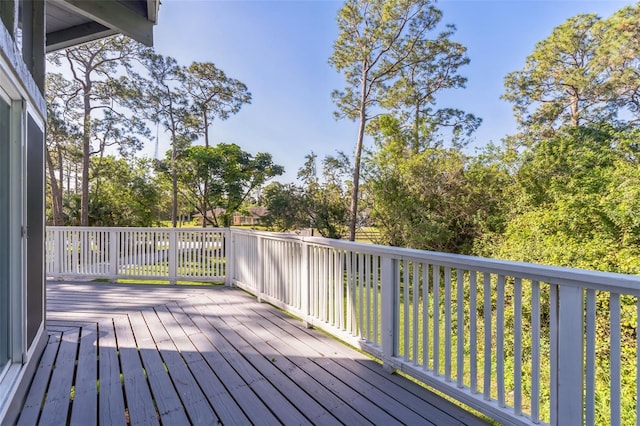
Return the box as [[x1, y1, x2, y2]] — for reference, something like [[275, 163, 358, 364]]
[[16, 282, 488, 425]]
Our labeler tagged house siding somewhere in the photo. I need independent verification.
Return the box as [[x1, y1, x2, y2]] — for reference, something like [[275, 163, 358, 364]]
[[0, 1, 47, 423]]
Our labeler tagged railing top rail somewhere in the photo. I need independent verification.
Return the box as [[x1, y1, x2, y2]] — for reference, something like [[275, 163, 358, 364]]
[[47, 226, 229, 233], [231, 228, 640, 295]]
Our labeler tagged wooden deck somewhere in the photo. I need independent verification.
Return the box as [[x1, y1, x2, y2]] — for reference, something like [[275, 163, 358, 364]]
[[16, 282, 488, 425]]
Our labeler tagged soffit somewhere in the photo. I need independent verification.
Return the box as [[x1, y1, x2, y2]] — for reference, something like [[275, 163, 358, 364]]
[[45, 0, 159, 52]]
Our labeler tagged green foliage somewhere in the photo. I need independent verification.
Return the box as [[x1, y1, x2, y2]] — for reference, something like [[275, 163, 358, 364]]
[[330, 0, 473, 240], [47, 35, 150, 226], [53, 156, 161, 226], [261, 152, 350, 239], [297, 152, 351, 239], [364, 115, 507, 253], [168, 143, 284, 227], [488, 126, 640, 274], [260, 182, 307, 232], [503, 4, 640, 140]]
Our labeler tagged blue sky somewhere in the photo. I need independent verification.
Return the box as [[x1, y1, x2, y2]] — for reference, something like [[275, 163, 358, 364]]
[[149, 0, 636, 182]]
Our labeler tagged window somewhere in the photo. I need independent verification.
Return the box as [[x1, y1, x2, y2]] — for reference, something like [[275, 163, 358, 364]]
[[0, 95, 10, 374]]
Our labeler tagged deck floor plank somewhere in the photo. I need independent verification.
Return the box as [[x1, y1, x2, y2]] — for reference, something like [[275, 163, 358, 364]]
[[212, 295, 411, 425], [127, 311, 191, 425], [182, 298, 359, 426], [113, 315, 159, 425], [39, 328, 79, 426], [15, 282, 488, 426], [171, 300, 337, 425], [98, 319, 127, 426], [141, 308, 220, 425], [16, 332, 62, 426], [69, 323, 98, 426], [181, 315, 280, 424], [152, 303, 254, 425], [254, 298, 486, 426]]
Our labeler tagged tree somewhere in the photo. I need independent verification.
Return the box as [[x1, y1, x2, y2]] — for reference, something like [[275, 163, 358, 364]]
[[45, 86, 81, 225], [88, 156, 161, 226], [182, 62, 252, 148], [47, 35, 149, 226], [172, 144, 284, 227], [364, 115, 507, 253], [488, 125, 640, 274], [598, 4, 640, 119], [137, 52, 199, 227], [503, 4, 640, 141], [330, 0, 469, 240], [297, 152, 351, 239], [260, 182, 307, 232], [379, 23, 480, 151]]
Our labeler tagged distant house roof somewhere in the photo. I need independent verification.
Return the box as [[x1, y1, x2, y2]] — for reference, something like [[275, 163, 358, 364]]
[[46, 0, 159, 52]]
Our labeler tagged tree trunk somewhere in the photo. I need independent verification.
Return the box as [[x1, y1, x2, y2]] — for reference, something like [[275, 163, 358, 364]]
[[202, 111, 209, 228], [81, 88, 92, 226], [45, 147, 64, 225], [171, 140, 178, 228], [570, 91, 580, 127], [348, 67, 368, 241]]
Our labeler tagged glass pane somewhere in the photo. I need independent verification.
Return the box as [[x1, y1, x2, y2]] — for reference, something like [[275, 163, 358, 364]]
[[0, 96, 10, 371]]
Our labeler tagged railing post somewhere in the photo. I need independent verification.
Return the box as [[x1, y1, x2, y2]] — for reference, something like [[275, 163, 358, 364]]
[[257, 235, 264, 302], [168, 229, 177, 285], [108, 229, 117, 281], [225, 228, 234, 287], [554, 285, 584, 425], [53, 228, 62, 277], [300, 240, 311, 328], [381, 256, 397, 373]]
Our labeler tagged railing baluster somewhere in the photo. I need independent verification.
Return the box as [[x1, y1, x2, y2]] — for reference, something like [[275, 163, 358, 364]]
[[497, 275, 505, 407], [483, 272, 491, 401], [366, 253, 371, 342], [346, 249, 353, 333], [457, 269, 464, 388], [469, 271, 477, 393], [585, 289, 596, 426], [404, 259, 410, 361], [413, 262, 419, 365], [433, 265, 440, 376], [445, 267, 452, 382], [373, 255, 379, 345], [549, 284, 558, 426], [395, 257, 401, 357], [423, 264, 430, 371], [531, 280, 541, 424], [359, 252, 365, 338], [610, 293, 621, 426], [637, 298, 640, 426], [513, 277, 522, 415], [329, 248, 335, 324]]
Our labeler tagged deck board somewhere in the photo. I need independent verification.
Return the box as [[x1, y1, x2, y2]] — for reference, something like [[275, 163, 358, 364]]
[[15, 282, 489, 426], [128, 311, 191, 425], [69, 323, 98, 426]]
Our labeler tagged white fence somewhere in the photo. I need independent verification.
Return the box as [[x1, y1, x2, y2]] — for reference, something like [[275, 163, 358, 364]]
[[46, 227, 227, 283], [45, 227, 640, 426]]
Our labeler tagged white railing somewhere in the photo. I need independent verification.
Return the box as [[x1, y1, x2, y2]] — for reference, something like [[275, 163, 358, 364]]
[[45, 227, 640, 425], [229, 229, 640, 426], [46, 227, 227, 284]]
